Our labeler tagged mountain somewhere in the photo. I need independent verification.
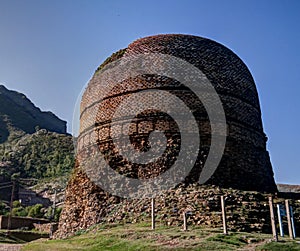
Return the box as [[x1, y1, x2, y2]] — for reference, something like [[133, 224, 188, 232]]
[[0, 85, 74, 211], [0, 85, 66, 143], [0, 85, 72, 181]]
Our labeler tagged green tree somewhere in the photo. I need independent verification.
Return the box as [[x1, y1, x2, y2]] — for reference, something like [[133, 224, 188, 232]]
[[1, 130, 74, 180], [11, 200, 27, 217], [27, 204, 43, 218], [0, 201, 9, 215]]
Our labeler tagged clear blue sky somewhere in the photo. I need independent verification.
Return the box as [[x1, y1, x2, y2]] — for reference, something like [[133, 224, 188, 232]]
[[0, 0, 299, 185]]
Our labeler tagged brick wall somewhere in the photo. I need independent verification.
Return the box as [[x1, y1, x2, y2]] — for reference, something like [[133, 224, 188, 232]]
[[77, 34, 276, 192], [57, 34, 278, 237]]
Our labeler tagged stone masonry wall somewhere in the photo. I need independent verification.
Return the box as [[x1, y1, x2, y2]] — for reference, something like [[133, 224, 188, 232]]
[[57, 34, 278, 237], [77, 34, 276, 192]]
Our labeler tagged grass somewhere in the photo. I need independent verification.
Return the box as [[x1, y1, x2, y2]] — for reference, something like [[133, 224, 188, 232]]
[[0, 232, 22, 244], [206, 233, 247, 247], [20, 223, 300, 251], [257, 240, 300, 251]]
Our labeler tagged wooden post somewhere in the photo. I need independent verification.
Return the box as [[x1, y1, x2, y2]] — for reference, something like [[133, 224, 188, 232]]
[[7, 181, 15, 233], [183, 212, 187, 231], [268, 196, 278, 242], [50, 189, 57, 238], [151, 198, 155, 230], [221, 195, 228, 235], [285, 200, 294, 239]]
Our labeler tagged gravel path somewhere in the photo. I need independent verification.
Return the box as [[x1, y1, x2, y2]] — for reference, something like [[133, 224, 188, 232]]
[[0, 244, 23, 251]]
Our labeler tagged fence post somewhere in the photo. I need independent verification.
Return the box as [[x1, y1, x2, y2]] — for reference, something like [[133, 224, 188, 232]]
[[290, 206, 296, 238], [183, 211, 187, 231], [151, 198, 155, 230], [285, 200, 294, 239], [221, 195, 228, 235], [268, 196, 278, 242], [277, 204, 284, 237], [7, 181, 15, 233]]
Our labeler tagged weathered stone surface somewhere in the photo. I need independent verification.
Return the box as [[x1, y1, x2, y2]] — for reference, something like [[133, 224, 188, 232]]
[[57, 181, 300, 238], [55, 162, 120, 238], [77, 34, 277, 192], [57, 34, 279, 237]]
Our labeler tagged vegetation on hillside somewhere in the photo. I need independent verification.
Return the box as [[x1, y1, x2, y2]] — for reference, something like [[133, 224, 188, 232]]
[[95, 48, 126, 73], [0, 129, 74, 180]]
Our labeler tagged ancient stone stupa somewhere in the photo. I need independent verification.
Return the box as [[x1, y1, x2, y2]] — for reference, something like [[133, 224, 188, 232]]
[[57, 34, 277, 236]]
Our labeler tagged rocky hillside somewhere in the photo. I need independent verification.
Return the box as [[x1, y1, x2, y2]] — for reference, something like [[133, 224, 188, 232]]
[[0, 85, 66, 143]]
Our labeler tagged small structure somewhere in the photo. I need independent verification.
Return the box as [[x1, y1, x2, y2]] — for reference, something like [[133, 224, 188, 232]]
[[18, 187, 51, 207], [0, 215, 49, 230]]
